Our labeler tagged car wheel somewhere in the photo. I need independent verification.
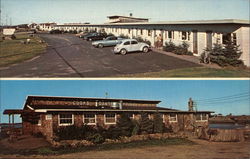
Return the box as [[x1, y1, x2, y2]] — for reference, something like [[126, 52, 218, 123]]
[[120, 49, 127, 55], [98, 44, 104, 48], [142, 46, 149, 53]]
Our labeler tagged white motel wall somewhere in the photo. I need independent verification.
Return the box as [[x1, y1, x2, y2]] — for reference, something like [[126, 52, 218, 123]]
[[54, 19, 250, 67]]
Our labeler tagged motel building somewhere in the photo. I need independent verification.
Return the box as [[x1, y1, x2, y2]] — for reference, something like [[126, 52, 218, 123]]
[[53, 16, 250, 67], [3, 96, 213, 141]]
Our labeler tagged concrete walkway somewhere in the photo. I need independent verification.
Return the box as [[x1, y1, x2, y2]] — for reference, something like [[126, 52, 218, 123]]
[[152, 48, 221, 69]]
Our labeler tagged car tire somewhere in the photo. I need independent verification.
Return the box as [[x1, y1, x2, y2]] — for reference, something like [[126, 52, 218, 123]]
[[142, 46, 149, 53], [120, 49, 127, 55], [98, 44, 104, 48]]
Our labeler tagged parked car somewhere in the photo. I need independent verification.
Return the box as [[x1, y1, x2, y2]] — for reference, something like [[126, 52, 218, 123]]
[[75, 31, 86, 37], [50, 29, 63, 34], [92, 36, 125, 48], [80, 32, 96, 39], [114, 39, 150, 55], [84, 32, 107, 41]]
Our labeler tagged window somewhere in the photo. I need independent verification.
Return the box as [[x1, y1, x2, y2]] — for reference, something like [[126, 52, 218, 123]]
[[169, 114, 177, 122], [196, 114, 208, 121], [105, 113, 116, 124], [38, 115, 41, 126], [222, 33, 231, 44], [128, 29, 131, 34], [140, 29, 143, 35], [148, 30, 152, 36], [182, 31, 187, 40], [46, 114, 52, 120], [59, 114, 74, 126], [168, 31, 174, 39], [232, 33, 237, 45], [83, 113, 96, 125], [131, 41, 138, 45], [148, 114, 153, 120], [124, 41, 130, 45], [161, 114, 165, 123]]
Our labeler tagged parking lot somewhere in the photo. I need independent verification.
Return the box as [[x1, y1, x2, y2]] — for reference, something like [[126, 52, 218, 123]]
[[0, 34, 200, 77]]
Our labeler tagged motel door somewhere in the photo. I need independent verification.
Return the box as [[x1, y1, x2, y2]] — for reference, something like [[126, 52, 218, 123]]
[[193, 30, 198, 54], [206, 31, 212, 50]]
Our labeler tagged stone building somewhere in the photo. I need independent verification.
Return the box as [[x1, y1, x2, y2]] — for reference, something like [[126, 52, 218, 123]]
[[4, 96, 213, 140]]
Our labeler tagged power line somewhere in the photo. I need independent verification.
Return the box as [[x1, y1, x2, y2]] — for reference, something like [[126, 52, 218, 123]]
[[195, 92, 249, 102], [198, 97, 250, 107], [195, 94, 250, 104]]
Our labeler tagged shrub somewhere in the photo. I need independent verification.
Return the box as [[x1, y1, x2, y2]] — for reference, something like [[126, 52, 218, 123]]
[[163, 41, 176, 52], [163, 41, 193, 55], [134, 36, 151, 46], [153, 112, 164, 133], [87, 133, 105, 144], [131, 120, 140, 135], [200, 42, 243, 67], [139, 112, 154, 134], [119, 34, 130, 39], [115, 113, 134, 137]]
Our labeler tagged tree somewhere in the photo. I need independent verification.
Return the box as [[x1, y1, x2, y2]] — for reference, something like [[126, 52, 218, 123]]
[[115, 113, 134, 137], [153, 112, 164, 133], [139, 112, 153, 134]]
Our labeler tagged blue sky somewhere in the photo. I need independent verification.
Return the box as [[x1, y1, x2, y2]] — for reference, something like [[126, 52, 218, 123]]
[[0, 80, 249, 123], [1, 0, 249, 25]]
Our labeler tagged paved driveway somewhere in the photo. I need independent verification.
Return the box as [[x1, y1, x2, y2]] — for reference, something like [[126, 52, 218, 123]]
[[0, 34, 200, 77]]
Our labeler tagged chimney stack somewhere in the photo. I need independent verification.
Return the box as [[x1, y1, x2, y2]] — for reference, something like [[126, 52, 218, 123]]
[[188, 98, 194, 111], [129, 13, 133, 17]]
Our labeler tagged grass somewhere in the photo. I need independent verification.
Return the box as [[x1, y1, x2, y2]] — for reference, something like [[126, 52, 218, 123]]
[[0, 32, 47, 67], [0, 138, 195, 156], [119, 67, 250, 78]]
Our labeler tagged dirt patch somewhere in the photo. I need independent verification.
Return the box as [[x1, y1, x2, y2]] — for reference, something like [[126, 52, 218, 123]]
[[0, 135, 50, 151], [0, 137, 249, 159]]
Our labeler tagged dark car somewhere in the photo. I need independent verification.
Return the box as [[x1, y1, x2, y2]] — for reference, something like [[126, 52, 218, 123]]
[[80, 32, 96, 39], [50, 29, 63, 34], [84, 32, 107, 41]]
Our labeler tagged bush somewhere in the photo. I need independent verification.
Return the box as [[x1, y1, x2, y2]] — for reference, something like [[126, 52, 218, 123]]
[[87, 133, 105, 144], [134, 36, 151, 46], [119, 34, 130, 39], [153, 113, 164, 133], [139, 112, 154, 134], [200, 42, 243, 67], [163, 41, 192, 55]]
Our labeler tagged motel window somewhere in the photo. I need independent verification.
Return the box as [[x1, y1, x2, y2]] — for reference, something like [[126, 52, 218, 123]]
[[168, 31, 173, 39], [59, 114, 74, 126], [105, 113, 116, 124], [128, 29, 131, 34], [46, 114, 52, 120], [188, 32, 191, 41], [182, 31, 187, 40], [232, 33, 237, 45], [196, 114, 208, 121], [222, 33, 231, 44], [141, 29, 143, 35], [148, 30, 152, 36], [37, 115, 41, 126], [161, 114, 165, 123], [83, 113, 96, 125], [169, 114, 177, 122], [148, 114, 153, 120]]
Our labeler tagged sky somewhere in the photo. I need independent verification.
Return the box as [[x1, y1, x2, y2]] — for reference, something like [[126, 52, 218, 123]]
[[0, 80, 249, 123], [1, 0, 249, 25]]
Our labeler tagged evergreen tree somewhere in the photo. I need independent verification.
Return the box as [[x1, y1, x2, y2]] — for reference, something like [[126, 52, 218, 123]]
[[153, 112, 164, 133], [139, 112, 154, 134], [115, 113, 134, 137]]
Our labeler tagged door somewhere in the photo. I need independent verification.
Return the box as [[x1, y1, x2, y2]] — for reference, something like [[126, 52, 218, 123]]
[[193, 30, 198, 54], [206, 31, 212, 50], [131, 40, 139, 51]]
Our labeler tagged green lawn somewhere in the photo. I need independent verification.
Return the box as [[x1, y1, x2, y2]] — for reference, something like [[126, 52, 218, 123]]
[[0, 33, 47, 67], [119, 67, 250, 78]]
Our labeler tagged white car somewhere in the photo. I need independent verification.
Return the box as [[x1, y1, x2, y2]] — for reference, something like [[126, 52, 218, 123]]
[[114, 39, 150, 55]]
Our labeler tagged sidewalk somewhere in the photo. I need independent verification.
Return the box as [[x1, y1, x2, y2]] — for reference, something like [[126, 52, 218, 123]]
[[152, 48, 221, 69]]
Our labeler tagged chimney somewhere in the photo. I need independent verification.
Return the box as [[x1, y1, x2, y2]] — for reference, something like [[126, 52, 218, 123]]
[[188, 98, 194, 111], [129, 13, 133, 17], [119, 100, 123, 109]]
